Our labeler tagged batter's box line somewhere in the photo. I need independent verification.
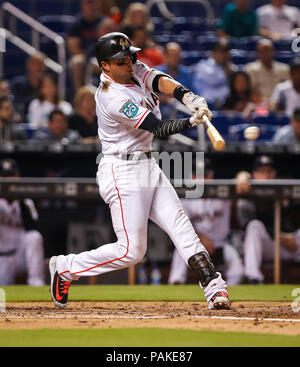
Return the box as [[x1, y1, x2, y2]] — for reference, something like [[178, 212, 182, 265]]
[[2, 314, 300, 323], [191, 315, 300, 323]]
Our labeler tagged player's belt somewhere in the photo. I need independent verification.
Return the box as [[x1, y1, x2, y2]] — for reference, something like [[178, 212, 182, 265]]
[[0, 249, 17, 257], [120, 151, 152, 161]]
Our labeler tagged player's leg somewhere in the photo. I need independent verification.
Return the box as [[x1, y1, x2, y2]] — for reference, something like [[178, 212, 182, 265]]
[[21, 230, 45, 286], [56, 160, 153, 279], [149, 166, 230, 309], [223, 244, 244, 285], [243, 219, 274, 283], [0, 254, 17, 285], [50, 158, 154, 307], [168, 248, 188, 284]]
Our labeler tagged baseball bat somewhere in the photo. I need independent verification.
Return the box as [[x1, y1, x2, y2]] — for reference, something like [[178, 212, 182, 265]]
[[203, 114, 226, 151]]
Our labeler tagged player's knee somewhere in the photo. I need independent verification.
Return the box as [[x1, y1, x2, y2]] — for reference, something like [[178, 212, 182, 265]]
[[23, 230, 44, 251], [127, 246, 147, 266], [246, 219, 265, 233]]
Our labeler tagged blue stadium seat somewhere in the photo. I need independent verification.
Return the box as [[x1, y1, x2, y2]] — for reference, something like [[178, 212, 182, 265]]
[[38, 15, 76, 36], [210, 112, 247, 139]]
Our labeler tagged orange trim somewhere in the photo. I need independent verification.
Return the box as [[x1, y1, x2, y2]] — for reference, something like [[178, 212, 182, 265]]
[[143, 70, 150, 83], [70, 164, 130, 276], [104, 74, 134, 87], [133, 109, 150, 128]]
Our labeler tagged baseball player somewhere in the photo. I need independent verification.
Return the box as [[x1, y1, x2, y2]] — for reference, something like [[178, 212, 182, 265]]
[[236, 155, 300, 283], [49, 32, 231, 310], [168, 159, 244, 286], [0, 159, 45, 286]]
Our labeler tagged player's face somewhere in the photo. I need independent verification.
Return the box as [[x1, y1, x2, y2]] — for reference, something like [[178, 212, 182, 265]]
[[253, 166, 276, 180], [102, 56, 133, 84]]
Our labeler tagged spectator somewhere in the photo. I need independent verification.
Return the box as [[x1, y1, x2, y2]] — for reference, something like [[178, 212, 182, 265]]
[[68, 85, 98, 142], [27, 74, 73, 128], [10, 52, 46, 120], [157, 42, 193, 89], [168, 158, 244, 286], [257, 0, 300, 40], [273, 107, 300, 144], [0, 159, 45, 286], [217, 0, 258, 39], [34, 109, 82, 143], [156, 42, 194, 118], [0, 96, 27, 142], [67, 0, 103, 92], [244, 38, 290, 101], [98, 0, 122, 23], [193, 40, 237, 109], [223, 71, 253, 113], [121, 2, 154, 38], [270, 56, 300, 117], [0, 79, 11, 98], [86, 17, 121, 86], [236, 155, 300, 283], [131, 26, 164, 68]]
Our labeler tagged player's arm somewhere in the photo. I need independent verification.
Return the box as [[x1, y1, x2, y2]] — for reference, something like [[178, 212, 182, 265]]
[[136, 61, 212, 120], [139, 112, 192, 137], [20, 199, 38, 231]]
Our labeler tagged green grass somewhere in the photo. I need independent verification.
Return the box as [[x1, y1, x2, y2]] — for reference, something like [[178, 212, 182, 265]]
[[0, 328, 299, 347], [1, 284, 299, 303], [1, 285, 299, 347]]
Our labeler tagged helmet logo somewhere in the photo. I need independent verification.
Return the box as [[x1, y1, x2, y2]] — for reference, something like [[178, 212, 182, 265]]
[[120, 38, 129, 50]]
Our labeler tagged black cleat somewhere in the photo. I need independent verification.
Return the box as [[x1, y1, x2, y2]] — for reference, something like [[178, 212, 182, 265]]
[[49, 256, 71, 309]]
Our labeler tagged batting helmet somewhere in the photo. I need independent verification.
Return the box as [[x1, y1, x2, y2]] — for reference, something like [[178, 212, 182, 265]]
[[95, 32, 141, 66], [0, 159, 19, 177]]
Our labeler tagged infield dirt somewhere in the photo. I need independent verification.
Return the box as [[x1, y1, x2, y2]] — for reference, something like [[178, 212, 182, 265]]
[[1, 301, 300, 336]]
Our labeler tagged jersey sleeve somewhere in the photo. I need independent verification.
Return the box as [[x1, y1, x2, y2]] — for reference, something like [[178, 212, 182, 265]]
[[107, 98, 151, 129], [133, 60, 172, 91]]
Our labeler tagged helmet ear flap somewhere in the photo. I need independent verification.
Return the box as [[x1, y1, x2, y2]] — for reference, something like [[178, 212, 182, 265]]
[[131, 53, 137, 64]]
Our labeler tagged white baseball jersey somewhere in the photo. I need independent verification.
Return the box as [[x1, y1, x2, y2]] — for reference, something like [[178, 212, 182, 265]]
[[95, 61, 162, 154], [0, 199, 39, 251], [0, 198, 44, 286], [0, 199, 23, 252], [181, 199, 231, 247]]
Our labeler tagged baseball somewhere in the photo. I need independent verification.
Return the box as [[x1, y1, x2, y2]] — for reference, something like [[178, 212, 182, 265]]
[[244, 126, 260, 140]]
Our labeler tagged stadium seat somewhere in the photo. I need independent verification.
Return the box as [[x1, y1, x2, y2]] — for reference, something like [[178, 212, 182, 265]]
[[37, 15, 76, 36], [228, 123, 278, 142]]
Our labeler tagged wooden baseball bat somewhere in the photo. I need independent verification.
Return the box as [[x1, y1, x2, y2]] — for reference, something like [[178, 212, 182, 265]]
[[203, 114, 226, 151]]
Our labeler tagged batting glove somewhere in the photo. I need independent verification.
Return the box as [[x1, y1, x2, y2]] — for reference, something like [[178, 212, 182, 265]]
[[189, 107, 213, 126], [182, 92, 213, 120]]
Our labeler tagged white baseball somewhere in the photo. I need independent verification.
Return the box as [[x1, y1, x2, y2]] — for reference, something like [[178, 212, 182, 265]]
[[244, 126, 260, 140]]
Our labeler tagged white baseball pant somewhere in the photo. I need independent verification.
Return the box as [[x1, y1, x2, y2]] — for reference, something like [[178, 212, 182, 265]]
[[56, 156, 227, 299], [243, 219, 296, 282], [0, 230, 45, 286]]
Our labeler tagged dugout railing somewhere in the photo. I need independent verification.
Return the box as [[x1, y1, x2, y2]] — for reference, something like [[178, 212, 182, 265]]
[[1, 177, 300, 285]]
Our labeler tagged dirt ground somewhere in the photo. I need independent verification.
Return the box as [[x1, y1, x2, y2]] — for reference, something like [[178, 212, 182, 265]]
[[0, 301, 300, 336]]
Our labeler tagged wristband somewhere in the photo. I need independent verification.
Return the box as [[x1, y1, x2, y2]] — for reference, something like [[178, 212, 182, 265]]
[[173, 85, 191, 103]]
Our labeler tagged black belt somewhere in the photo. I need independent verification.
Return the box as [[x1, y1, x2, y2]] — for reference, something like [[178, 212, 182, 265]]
[[120, 151, 152, 161], [0, 249, 17, 257]]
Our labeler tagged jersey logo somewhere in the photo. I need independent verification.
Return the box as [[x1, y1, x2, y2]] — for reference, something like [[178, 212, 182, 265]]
[[119, 99, 139, 119]]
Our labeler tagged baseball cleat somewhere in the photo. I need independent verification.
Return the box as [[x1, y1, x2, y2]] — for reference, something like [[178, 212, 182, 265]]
[[49, 256, 71, 309], [208, 291, 231, 310]]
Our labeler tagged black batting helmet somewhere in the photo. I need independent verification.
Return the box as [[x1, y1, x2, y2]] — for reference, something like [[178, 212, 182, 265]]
[[0, 159, 19, 177], [95, 32, 141, 66]]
